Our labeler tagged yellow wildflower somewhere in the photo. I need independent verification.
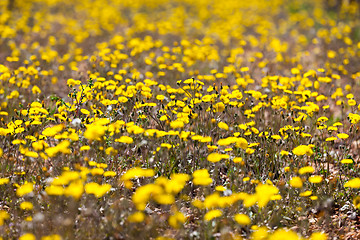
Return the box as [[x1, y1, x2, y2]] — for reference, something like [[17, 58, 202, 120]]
[[289, 177, 303, 188], [207, 152, 229, 163], [234, 214, 251, 225], [16, 182, 34, 197], [204, 209, 222, 221], [344, 178, 360, 188]]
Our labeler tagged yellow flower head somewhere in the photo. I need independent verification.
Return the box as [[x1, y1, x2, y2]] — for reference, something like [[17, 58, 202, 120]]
[[289, 177, 303, 188]]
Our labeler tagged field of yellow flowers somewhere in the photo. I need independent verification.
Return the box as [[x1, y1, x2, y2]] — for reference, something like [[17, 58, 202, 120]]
[[1, 0, 360, 239]]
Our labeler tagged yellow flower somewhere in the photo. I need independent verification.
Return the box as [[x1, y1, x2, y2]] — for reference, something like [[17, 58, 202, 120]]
[[344, 178, 360, 188], [280, 150, 289, 156], [121, 168, 155, 181], [255, 183, 279, 208], [0, 178, 9, 185], [91, 168, 104, 175], [325, 137, 337, 142], [204, 209, 222, 221], [299, 190, 312, 197], [317, 116, 328, 122], [292, 145, 313, 156], [156, 95, 165, 101], [132, 184, 163, 210], [250, 226, 268, 240], [41, 234, 62, 240], [168, 211, 186, 229], [85, 182, 111, 198], [298, 166, 314, 175], [348, 113, 360, 124], [19, 233, 36, 240], [64, 180, 84, 200], [0, 210, 10, 226], [214, 102, 225, 112], [269, 229, 301, 240], [80, 109, 90, 115], [308, 175, 323, 184], [20, 201, 33, 210], [170, 120, 184, 129], [234, 214, 251, 225], [193, 169, 213, 186], [45, 140, 71, 157], [271, 135, 281, 140], [235, 138, 248, 149], [215, 186, 226, 191], [244, 147, 254, 154], [218, 122, 229, 130], [153, 194, 175, 205], [67, 78, 81, 86], [80, 145, 90, 151], [309, 232, 327, 240], [233, 157, 243, 163], [16, 182, 34, 197], [103, 171, 116, 177], [24, 150, 39, 158], [289, 177, 303, 188], [45, 185, 65, 196], [128, 211, 145, 223], [193, 169, 210, 179], [337, 133, 349, 139], [341, 159, 353, 164], [217, 137, 237, 146], [42, 124, 64, 137], [348, 99, 357, 106], [32, 85, 41, 94], [353, 196, 360, 209], [310, 196, 318, 200], [84, 124, 106, 140], [116, 136, 133, 144], [207, 152, 229, 163]]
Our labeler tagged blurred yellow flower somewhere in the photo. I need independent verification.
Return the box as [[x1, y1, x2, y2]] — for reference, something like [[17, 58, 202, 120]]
[[289, 177, 303, 188], [337, 133, 349, 139], [269, 229, 301, 240], [168, 211, 186, 229], [84, 124, 106, 140], [116, 136, 133, 144], [19, 233, 36, 240], [292, 145, 313, 156], [0, 210, 10, 226], [121, 168, 155, 181], [170, 120, 184, 129], [193, 169, 213, 186], [0, 178, 9, 185], [234, 213, 251, 225], [207, 152, 229, 163], [218, 122, 229, 130], [299, 166, 314, 175], [341, 159, 353, 164], [204, 209, 222, 221], [64, 180, 84, 200], [128, 211, 145, 223], [20, 201, 33, 210], [42, 124, 64, 137], [309, 232, 328, 240], [45, 185, 65, 196], [353, 196, 360, 209], [308, 175, 323, 184], [16, 182, 34, 197], [344, 178, 360, 188], [85, 182, 111, 198]]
